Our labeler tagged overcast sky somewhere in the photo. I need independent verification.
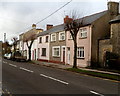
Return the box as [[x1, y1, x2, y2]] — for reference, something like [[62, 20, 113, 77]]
[[0, 0, 119, 43]]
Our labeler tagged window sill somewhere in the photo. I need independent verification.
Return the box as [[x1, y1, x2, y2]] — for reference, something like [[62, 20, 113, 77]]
[[59, 39, 65, 42], [52, 56, 60, 58], [79, 37, 87, 39], [77, 57, 85, 59], [51, 41, 56, 42]]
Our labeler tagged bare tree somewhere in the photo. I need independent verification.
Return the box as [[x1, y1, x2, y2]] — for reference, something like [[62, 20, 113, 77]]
[[23, 30, 37, 61], [64, 12, 84, 68], [2, 41, 11, 54], [11, 37, 18, 53]]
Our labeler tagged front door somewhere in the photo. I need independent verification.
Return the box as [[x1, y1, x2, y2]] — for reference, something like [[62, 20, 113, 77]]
[[67, 47, 70, 64], [63, 48, 65, 63], [34, 49, 36, 60]]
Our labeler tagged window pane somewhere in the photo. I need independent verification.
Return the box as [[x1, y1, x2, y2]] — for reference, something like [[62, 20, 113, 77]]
[[42, 48, 46, 56]]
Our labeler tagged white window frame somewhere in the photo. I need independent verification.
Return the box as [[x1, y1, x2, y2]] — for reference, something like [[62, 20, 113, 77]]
[[59, 32, 65, 40], [51, 33, 56, 42], [77, 47, 84, 58], [52, 46, 60, 57], [79, 28, 87, 38]]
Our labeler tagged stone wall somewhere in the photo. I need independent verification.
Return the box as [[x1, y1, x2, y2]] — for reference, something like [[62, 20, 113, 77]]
[[99, 39, 112, 67], [110, 23, 120, 55]]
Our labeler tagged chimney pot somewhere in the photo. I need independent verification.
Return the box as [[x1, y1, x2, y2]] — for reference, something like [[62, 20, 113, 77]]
[[32, 24, 36, 29], [46, 24, 53, 30], [108, 1, 119, 16]]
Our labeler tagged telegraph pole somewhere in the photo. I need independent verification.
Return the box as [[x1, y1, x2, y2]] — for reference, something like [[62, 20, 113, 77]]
[[4, 33, 6, 43]]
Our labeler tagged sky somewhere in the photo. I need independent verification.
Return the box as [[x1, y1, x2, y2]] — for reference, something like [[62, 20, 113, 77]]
[[0, 0, 119, 43]]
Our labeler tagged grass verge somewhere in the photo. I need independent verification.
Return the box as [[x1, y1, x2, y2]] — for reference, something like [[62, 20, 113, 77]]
[[66, 68, 120, 81]]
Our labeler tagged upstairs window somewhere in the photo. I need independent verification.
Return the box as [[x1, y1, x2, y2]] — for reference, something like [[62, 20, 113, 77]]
[[46, 36, 49, 42], [77, 47, 84, 58], [59, 32, 65, 40], [80, 28, 87, 38], [39, 37, 42, 43], [51, 33, 56, 42]]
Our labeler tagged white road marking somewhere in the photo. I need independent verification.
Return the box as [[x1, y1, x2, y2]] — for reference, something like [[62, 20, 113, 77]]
[[3, 61, 7, 63], [90, 90, 104, 96], [40, 74, 69, 85], [20, 67, 33, 73], [9, 63, 17, 68], [3, 61, 5, 63]]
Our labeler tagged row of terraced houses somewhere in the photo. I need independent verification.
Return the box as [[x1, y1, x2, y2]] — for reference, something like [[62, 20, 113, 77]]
[[18, 1, 120, 67]]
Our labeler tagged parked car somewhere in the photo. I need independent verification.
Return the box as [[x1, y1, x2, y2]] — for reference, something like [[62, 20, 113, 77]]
[[6, 53, 12, 59], [4, 53, 8, 59], [11, 51, 27, 62], [4, 53, 12, 59]]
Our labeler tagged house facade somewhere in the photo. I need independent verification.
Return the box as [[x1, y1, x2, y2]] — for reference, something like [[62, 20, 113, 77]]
[[49, 24, 66, 64], [20, 24, 43, 60], [66, 25, 92, 67], [36, 32, 50, 61]]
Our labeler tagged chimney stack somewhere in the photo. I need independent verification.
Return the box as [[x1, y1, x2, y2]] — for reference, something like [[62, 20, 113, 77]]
[[64, 15, 73, 23], [32, 24, 36, 29], [46, 24, 53, 30], [108, 1, 119, 16]]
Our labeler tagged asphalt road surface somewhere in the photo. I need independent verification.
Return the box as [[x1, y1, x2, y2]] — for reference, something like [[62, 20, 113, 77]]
[[2, 59, 120, 95]]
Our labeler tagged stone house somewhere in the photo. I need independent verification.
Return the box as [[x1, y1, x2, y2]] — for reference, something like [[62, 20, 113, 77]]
[[99, 15, 120, 67], [20, 24, 43, 60]]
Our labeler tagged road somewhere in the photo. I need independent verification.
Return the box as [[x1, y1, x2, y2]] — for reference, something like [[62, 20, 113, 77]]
[[2, 59, 120, 95]]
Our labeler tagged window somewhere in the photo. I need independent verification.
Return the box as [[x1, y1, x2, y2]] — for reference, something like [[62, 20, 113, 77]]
[[69, 33, 72, 39], [77, 47, 84, 58], [38, 48, 40, 59], [46, 36, 49, 42], [39, 37, 42, 43], [42, 48, 46, 56], [59, 32, 65, 40], [51, 33, 56, 41], [80, 28, 87, 38], [52, 46, 60, 57]]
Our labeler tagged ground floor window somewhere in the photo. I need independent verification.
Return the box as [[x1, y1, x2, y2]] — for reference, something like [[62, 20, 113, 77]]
[[77, 47, 84, 58], [42, 48, 46, 56], [52, 46, 60, 57]]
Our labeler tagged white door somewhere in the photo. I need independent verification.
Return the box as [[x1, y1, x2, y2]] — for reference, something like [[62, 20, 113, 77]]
[[67, 48, 70, 64]]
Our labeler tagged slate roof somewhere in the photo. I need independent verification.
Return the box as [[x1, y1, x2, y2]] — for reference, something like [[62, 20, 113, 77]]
[[78, 10, 107, 26], [110, 15, 120, 23], [37, 24, 65, 37], [37, 10, 107, 37]]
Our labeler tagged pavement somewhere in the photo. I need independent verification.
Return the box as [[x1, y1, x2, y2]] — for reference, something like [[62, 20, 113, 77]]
[[32, 60, 120, 76]]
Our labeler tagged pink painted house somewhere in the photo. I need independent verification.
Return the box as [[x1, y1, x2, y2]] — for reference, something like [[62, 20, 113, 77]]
[[66, 26, 92, 67]]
